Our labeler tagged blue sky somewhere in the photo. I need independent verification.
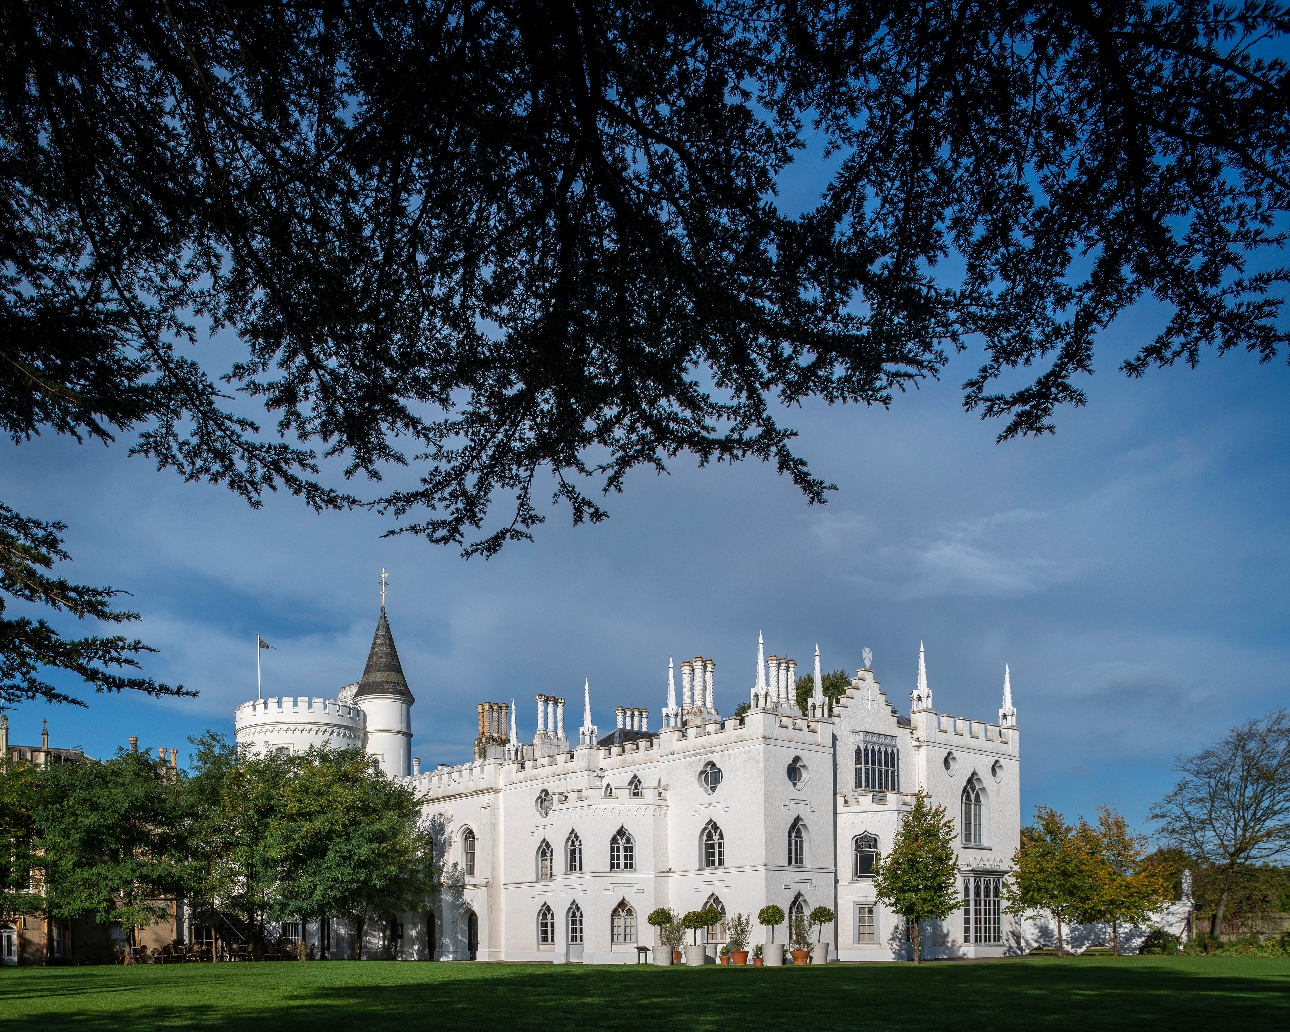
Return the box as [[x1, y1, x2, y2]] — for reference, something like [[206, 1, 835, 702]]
[[6, 311, 1288, 834]]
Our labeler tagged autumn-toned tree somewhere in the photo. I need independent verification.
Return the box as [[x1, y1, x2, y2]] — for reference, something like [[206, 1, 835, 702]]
[[1006, 806, 1100, 956], [873, 792, 959, 962], [1075, 807, 1173, 955], [1151, 710, 1290, 936]]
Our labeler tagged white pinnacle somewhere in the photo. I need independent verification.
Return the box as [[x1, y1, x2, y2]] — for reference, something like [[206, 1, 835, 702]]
[[667, 658, 677, 710], [914, 640, 931, 710], [1003, 664, 1013, 711], [583, 678, 593, 728], [510, 698, 517, 741], [756, 632, 766, 691], [813, 643, 824, 702]]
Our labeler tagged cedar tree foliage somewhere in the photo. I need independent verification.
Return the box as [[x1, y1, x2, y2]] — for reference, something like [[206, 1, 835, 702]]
[[1, 2, 1287, 701]]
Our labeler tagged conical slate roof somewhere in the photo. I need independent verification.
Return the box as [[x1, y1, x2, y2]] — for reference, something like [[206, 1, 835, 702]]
[[355, 607, 414, 701]]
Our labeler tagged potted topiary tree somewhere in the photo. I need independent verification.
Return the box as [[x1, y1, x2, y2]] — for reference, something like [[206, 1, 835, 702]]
[[648, 908, 677, 966], [789, 912, 812, 965], [682, 910, 709, 967], [719, 943, 730, 965], [808, 906, 835, 965], [661, 912, 686, 964], [752, 942, 764, 966], [758, 905, 785, 966], [726, 912, 752, 966]]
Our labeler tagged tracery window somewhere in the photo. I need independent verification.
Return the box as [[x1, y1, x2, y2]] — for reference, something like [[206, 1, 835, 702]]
[[603, 782, 614, 797], [786, 756, 808, 789], [610, 827, 635, 871], [962, 777, 985, 845], [462, 828, 476, 877], [703, 894, 727, 942], [567, 902, 584, 945], [628, 775, 643, 797], [788, 893, 809, 935], [537, 839, 554, 881], [537, 903, 555, 946], [788, 817, 807, 867], [963, 876, 1003, 944], [536, 789, 553, 817], [611, 899, 637, 943], [701, 820, 725, 869], [853, 833, 878, 878], [855, 734, 900, 792], [699, 760, 723, 794], [566, 831, 583, 874]]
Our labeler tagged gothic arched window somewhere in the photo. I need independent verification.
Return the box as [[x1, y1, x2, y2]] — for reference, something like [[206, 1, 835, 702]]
[[567, 902, 584, 945], [610, 827, 635, 871], [462, 828, 476, 877], [788, 817, 808, 867], [566, 830, 583, 874], [962, 777, 985, 845], [704, 894, 727, 943], [537, 903, 555, 946], [603, 782, 614, 798], [701, 820, 725, 869], [789, 893, 809, 938], [537, 839, 554, 880], [853, 833, 878, 878], [628, 775, 643, 798], [611, 899, 637, 943], [854, 734, 900, 792]]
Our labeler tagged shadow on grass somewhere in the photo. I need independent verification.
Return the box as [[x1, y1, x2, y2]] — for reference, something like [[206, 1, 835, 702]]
[[2, 957, 1288, 1032]]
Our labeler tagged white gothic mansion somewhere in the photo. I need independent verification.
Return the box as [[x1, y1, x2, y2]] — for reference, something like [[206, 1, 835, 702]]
[[234, 606, 1022, 962]]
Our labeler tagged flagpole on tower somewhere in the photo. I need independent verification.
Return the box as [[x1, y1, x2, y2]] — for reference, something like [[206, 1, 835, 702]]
[[256, 634, 273, 701]]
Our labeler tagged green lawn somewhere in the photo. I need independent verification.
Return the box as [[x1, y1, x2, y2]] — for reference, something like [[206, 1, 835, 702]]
[[3, 957, 1288, 1031]]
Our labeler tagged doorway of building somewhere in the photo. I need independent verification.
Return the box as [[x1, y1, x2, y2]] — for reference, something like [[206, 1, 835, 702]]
[[466, 911, 478, 961], [426, 912, 437, 961], [1, 926, 16, 965]]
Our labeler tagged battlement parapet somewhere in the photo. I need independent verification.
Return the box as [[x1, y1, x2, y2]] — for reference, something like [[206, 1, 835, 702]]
[[915, 710, 1017, 753], [234, 696, 366, 730]]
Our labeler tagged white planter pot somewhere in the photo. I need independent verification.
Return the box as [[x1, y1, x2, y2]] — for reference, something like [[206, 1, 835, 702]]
[[655, 947, 673, 966], [684, 944, 707, 967], [810, 943, 829, 965], [762, 944, 784, 966]]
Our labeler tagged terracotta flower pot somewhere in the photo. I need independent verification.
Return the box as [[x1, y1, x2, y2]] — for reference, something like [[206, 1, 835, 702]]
[[672, 949, 682, 964], [719, 954, 729, 965], [732, 950, 749, 966], [752, 956, 764, 966], [791, 949, 810, 966]]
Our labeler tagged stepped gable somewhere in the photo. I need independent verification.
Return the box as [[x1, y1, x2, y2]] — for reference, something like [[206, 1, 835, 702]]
[[355, 607, 414, 702]]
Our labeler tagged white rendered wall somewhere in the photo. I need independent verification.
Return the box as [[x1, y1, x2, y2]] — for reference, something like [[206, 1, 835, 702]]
[[359, 694, 413, 777]]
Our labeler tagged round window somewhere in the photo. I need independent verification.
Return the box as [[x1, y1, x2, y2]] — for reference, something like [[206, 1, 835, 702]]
[[535, 789, 553, 817], [699, 761, 723, 794], [787, 756, 808, 789]]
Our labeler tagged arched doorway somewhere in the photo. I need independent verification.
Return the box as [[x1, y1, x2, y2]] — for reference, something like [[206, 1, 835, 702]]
[[466, 910, 478, 961]]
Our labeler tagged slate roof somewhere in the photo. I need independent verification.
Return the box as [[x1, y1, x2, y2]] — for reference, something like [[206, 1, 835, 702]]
[[596, 727, 656, 749], [354, 607, 415, 702]]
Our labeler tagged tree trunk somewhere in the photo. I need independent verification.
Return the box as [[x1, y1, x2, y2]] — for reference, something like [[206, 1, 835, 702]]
[[353, 912, 366, 961], [1056, 915, 1064, 957], [1112, 919, 1120, 956], [910, 919, 922, 964], [212, 929, 219, 963], [1212, 879, 1231, 938]]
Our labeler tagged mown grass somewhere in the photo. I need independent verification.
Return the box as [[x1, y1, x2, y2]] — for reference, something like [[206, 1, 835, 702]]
[[2, 956, 1287, 1032]]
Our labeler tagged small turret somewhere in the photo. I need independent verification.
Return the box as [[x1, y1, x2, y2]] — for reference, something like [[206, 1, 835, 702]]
[[355, 599, 415, 777]]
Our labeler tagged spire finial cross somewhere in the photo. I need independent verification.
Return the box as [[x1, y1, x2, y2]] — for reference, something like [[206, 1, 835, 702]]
[[380, 568, 388, 608]]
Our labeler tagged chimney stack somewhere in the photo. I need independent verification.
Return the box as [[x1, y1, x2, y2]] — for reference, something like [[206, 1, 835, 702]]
[[129, 736, 138, 753], [413, 757, 421, 776]]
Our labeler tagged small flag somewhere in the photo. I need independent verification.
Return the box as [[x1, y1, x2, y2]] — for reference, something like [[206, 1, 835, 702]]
[[258, 636, 273, 650]]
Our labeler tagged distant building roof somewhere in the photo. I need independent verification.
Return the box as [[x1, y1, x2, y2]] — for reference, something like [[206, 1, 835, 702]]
[[596, 727, 656, 749]]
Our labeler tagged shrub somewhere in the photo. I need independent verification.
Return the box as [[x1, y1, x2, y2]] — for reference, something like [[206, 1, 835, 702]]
[[682, 910, 709, 945], [727, 912, 752, 952], [790, 913, 812, 950], [647, 907, 675, 928], [809, 906, 835, 943], [1138, 928, 1181, 955], [753, 942, 763, 958]]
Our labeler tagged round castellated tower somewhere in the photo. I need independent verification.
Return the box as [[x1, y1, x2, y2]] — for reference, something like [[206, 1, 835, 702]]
[[352, 606, 415, 777], [233, 695, 367, 755]]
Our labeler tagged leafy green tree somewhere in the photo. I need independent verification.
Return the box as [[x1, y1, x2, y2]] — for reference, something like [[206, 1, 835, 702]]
[[266, 747, 434, 959], [0, 757, 42, 921], [873, 792, 959, 962], [33, 748, 186, 934], [1075, 807, 1172, 955], [4, 2, 1288, 701], [1006, 806, 1101, 956], [795, 669, 852, 714], [1150, 710, 1290, 937]]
